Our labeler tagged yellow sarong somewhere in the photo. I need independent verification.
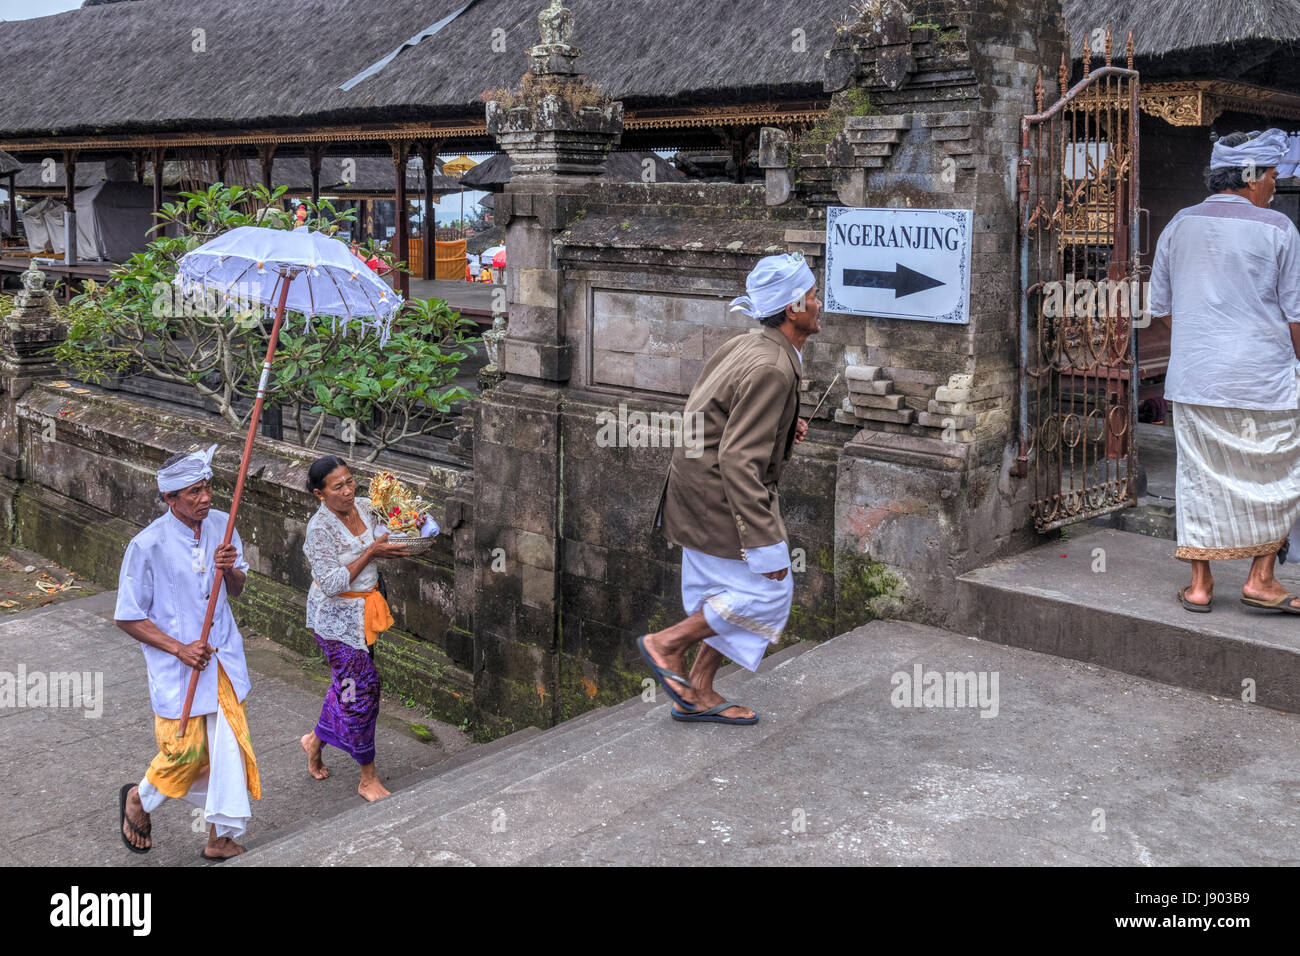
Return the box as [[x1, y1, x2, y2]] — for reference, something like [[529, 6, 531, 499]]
[[145, 662, 261, 801]]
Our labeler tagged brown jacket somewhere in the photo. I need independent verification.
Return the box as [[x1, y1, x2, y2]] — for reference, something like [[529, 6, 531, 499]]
[[654, 326, 802, 562]]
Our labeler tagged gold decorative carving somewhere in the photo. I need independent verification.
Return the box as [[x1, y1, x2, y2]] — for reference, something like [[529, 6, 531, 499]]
[[0, 103, 829, 155]]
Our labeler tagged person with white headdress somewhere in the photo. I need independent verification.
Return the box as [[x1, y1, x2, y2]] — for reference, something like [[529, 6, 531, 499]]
[[1149, 128, 1300, 613], [642, 252, 821, 723], [115, 443, 261, 859]]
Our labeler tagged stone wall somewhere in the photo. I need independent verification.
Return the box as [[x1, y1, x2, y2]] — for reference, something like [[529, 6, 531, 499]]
[[0, 0, 1071, 736], [1, 382, 486, 731]]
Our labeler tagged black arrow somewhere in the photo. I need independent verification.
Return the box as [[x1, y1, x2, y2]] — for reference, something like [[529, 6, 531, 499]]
[[843, 264, 945, 298]]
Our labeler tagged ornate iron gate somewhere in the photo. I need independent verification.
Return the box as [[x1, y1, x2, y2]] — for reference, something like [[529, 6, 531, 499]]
[[1017, 30, 1142, 532]]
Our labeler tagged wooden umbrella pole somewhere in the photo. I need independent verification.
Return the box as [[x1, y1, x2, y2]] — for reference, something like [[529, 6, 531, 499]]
[[176, 270, 294, 736]]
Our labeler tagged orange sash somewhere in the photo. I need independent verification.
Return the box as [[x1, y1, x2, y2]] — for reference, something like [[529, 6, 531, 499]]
[[336, 588, 395, 646]]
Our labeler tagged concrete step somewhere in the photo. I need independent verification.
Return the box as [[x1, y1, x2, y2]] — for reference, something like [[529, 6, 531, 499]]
[[957, 523, 1300, 712], [233, 619, 1300, 866], [310, 644, 820, 829], [234, 633, 880, 865], [237, 640, 821, 856], [248, 724, 549, 852]]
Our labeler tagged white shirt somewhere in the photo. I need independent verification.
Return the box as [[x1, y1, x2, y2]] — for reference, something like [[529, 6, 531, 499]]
[[1151, 193, 1300, 410], [114, 508, 251, 719], [303, 497, 383, 650]]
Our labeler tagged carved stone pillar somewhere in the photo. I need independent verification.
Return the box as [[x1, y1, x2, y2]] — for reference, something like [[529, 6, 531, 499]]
[[473, 0, 623, 727], [0, 265, 67, 482]]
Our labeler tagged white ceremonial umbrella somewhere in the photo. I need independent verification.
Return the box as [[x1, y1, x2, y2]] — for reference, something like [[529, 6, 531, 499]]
[[171, 225, 401, 734]]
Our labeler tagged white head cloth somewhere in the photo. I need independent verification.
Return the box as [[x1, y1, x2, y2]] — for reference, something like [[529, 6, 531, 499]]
[[1210, 128, 1289, 171], [158, 443, 218, 494], [1278, 132, 1300, 179], [729, 252, 816, 320]]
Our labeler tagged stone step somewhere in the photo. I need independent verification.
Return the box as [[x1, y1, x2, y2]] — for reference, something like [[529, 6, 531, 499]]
[[233, 638, 836, 864], [371, 641, 821, 807], [957, 524, 1300, 712], [245, 725, 549, 851]]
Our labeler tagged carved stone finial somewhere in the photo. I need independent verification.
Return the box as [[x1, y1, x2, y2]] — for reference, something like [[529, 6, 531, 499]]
[[530, 0, 580, 75], [538, 0, 574, 46], [17, 264, 53, 312]]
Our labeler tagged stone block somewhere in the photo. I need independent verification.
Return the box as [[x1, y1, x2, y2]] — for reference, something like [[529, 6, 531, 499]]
[[515, 529, 554, 571], [930, 126, 973, 142], [562, 538, 608, 581], [852, 392, 905, 411], [884, 366, 944, 385], [593, 312, 650, 353], [934, 386, 972, 403], [855, 406, 915, 425], [927, 399, 969, 415], [916, 411, 977, 429], [845, 364, 882, 382], [521, 562, 555, 609], [846, 114, 913, 130], [594, 349, 635, 388], [632, 354, 682, 394], [847, 378, 891, 396]]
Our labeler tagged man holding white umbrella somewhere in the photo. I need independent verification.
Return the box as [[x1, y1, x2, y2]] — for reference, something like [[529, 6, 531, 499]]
[[116, 224, 402, 855]]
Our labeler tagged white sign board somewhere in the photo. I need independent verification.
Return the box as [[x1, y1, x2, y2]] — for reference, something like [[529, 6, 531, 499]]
[[824, 206, 972, 324]]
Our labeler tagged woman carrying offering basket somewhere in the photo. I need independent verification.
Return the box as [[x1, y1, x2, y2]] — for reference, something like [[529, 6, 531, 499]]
[[300, 456, 438, 802]]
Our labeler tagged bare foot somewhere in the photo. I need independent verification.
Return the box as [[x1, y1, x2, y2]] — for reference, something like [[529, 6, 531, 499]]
[[678, 687, 754, 720], [357, 777, 391, 802], [641, 633, 691, 702], [122, 785, 151, 851], [202, 835, 245, 859], [301, 732, 330, 780], [1182, 583, 1213, 607]]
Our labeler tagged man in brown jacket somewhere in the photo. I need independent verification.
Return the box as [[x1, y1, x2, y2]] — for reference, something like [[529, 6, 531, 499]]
[[640, 252, 821, 724]]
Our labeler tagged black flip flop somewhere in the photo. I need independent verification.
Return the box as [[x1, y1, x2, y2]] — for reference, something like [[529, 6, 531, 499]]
[[1240, 592, 1300, 614], [118, 783, 151, 854], [637, 635, 695, 712], [670, 701, 759, 725], [1177, 587, 1212, 613]]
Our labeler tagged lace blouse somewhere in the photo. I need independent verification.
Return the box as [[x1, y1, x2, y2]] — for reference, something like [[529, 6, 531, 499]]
[[304, 497, 382, 649]]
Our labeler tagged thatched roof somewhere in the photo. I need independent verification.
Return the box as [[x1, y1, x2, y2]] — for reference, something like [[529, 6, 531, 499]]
[[459, 150, 686, 190], [0, 0, 840, 139], [0, 150, 21, 175], [4, 0, 1297, 142], [1063, 0, 1300, 57]]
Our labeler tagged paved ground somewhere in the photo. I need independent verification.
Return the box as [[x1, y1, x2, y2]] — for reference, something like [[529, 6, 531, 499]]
[[0, 588, 471, 867], [240, 620, 1300, 866]]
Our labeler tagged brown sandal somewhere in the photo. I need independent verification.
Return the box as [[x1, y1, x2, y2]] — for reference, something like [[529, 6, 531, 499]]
[[1177, 587, 1212, 613], [1240, 592, 1300, 614]]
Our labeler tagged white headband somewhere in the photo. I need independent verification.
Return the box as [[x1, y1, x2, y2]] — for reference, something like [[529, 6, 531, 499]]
[[1210, 128, 1289, 171], [729, 252, 816, 320], [158, 443, 218, 494]]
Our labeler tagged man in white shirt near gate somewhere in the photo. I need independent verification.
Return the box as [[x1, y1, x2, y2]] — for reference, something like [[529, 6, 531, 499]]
[[1150, 129, 1300, 613]]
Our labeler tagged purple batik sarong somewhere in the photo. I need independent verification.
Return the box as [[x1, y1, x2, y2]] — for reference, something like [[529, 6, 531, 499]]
[[312, 631, 381, 766]]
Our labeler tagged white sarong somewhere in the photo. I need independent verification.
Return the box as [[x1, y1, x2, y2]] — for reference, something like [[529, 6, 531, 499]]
[[1172, 395, 1300, 561], [137, 707, 252, 840], [681, 546, 794, 672]]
